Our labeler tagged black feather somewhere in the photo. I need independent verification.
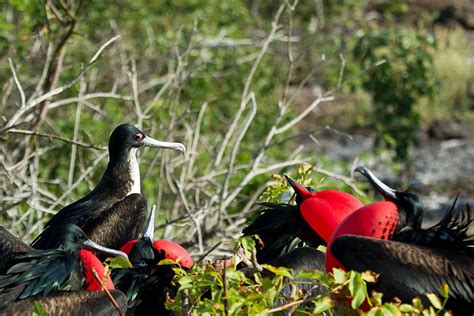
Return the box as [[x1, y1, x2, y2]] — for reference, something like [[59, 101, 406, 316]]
[[242, 203, 325, 263]]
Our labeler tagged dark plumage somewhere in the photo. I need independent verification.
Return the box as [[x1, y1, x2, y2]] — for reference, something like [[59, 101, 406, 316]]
[[113, 206, 192, 315], [330, 166, 474, 314], [0, 224, 127, 309], [263, 248, 327, 307], [32, 124, 186, 250], [0, 226, 32, 272], [242, 203, 325, 263], [332, 235, 474, 315], [0, 289, 127, 316]]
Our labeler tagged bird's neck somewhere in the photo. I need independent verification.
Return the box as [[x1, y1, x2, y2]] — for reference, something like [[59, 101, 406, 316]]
[[98, 148, 141, 197]]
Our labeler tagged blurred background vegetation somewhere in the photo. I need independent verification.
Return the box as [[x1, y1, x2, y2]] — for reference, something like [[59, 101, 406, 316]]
[[1, 0, 473, 255]]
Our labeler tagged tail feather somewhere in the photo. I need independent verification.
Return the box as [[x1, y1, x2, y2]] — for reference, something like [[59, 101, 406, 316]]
[[424, 196, 473, 254], [242, 203, 324, 263]]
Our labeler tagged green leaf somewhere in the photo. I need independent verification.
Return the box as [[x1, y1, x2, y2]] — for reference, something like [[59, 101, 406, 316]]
[[426, 293, 442, 310], [362, 271, 378, 283], [332, 268, 348, 284], [316, 245, 327, 253], [240, 236, 257, 260], [107, 256, 132, 269], [262, 264, 293, 279], [157, 258, 180, 266], [399, 304, 415, 312], [370, 291, 383, 306], [32, 301, 48, 316], [381, 303, 402, 316], [439, 283, 449, 298], [297, 269, 323, 280], [348, 271, 366, 309], [312, 296, 333, 314]]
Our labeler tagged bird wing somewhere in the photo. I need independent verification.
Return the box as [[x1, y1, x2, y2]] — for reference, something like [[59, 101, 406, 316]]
[[0, 249, 79, 303], [0, 289, 127, 315], [82, 193, 148, 250], [331, 235, 474, 310], [30, 190, 120, 249], [242, 203, 325, 263]]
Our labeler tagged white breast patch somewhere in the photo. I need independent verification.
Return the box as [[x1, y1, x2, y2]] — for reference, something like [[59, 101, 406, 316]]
[[127, 147, 141, 195]]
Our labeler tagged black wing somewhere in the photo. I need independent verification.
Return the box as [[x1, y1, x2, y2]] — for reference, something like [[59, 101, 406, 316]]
[[32, 193, 146, 250], [0, 289, 127, 316], [332, 235, 474, 315], [242, 203, 324, 263], [0, 226, 32, 272], [83, 193, 147, 250], [0, 249, 80, 307]]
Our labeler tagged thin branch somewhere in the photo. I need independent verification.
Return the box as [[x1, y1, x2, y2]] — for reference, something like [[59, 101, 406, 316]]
[[214, 4, 285, 167], [91, 269, 125, 316], [275, 95, 334, 135], [8, 58, 26, 109], [6, 129, 106, 150], [175, 180, 204, 254], [219, 92, 257, 214], [0, 35, 121, 134]]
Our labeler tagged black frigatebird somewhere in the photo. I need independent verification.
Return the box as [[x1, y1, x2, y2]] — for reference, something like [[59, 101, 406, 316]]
[[328, 167, 473, 314], [31, 124, 186, 250], [0, 224, 128, 309], [113, 206, 193, 315], [0, 289, 127, 316], [243, 176, 363, 263]]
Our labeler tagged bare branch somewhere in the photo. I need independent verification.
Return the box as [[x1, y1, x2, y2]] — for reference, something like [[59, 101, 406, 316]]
[[8, 58, 26, 109]]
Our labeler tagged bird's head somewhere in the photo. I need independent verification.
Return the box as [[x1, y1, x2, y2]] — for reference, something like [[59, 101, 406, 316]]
[[354, 166, 424, 229], [57, 223, 129, 259], [108, 124, 186, 158], [284, 175, 316, 205]]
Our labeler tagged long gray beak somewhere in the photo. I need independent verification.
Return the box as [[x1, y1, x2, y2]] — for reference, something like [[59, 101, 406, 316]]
[[82, 239, 129, 260], [142, 135, 186, 155], [354, 166, 397, 200], [143, 205, 156, 241]]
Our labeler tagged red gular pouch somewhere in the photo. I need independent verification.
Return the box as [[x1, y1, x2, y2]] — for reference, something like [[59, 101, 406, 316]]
[[153, 240, 193, 269], [119, 240, 138, 255], [119, 239, 193, 269], [325, 201, 399, 273], [300, 190, 365, 243], [79, 249, 115, 290], [286, 175, 364, 243]]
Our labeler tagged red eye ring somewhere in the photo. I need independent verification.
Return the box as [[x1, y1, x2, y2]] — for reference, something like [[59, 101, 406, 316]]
[[134, 133, 143, 141]]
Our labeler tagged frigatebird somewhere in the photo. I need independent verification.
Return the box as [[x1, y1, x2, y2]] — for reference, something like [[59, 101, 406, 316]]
[[113, 206, 193, 314], [32, 124, 186, 250], [328, 167, 473, 314], [243, 177, 363, 263], [0, 290, 127, 316], [0, 224, 128, 309]]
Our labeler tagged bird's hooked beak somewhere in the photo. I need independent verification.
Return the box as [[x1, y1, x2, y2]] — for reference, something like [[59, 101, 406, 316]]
[[143, 205, 156, 242], [82, 239, 129, 260], [354, 166, 397, 201], [284, 175, 313, 200], [141, 136, 187, 155]]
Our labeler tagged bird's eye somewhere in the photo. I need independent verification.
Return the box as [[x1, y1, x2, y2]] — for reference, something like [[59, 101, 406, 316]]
[[134, 133, 143, 141]]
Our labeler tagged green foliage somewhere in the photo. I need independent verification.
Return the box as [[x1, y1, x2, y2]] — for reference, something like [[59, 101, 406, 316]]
[[165, 256, 450, 315], [260, 163, 314, 204], [352, 27, 438, 162], [104, 256, 133, 269], [32, 301, 48, 316]]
